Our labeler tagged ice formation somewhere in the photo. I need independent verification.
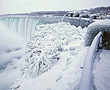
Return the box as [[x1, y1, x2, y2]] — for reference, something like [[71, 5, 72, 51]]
[[11, 22, 87, 90]]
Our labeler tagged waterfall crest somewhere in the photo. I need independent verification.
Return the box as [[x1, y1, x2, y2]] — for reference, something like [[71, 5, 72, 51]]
[[0, 15, 40, 41]]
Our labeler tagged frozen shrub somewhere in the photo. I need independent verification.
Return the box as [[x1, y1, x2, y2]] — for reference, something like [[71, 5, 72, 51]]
[[21, 22, 84, 78], [85, 20, 110, 49]]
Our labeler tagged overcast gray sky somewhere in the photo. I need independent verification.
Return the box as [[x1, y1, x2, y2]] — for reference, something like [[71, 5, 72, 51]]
[[0, 0, 110, 14]]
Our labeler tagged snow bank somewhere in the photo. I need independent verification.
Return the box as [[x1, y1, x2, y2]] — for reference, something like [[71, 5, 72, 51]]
[[79, 32, 102, 90], [12, 49, 85, 90]]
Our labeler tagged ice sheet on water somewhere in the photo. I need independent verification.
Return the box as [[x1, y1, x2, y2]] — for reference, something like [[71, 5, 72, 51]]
[[11, 22, 87, 90]]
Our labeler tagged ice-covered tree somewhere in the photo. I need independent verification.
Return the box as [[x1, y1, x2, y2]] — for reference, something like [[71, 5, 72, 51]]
[[85, 19, 110, 49], [20, 23, 85, 78]]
